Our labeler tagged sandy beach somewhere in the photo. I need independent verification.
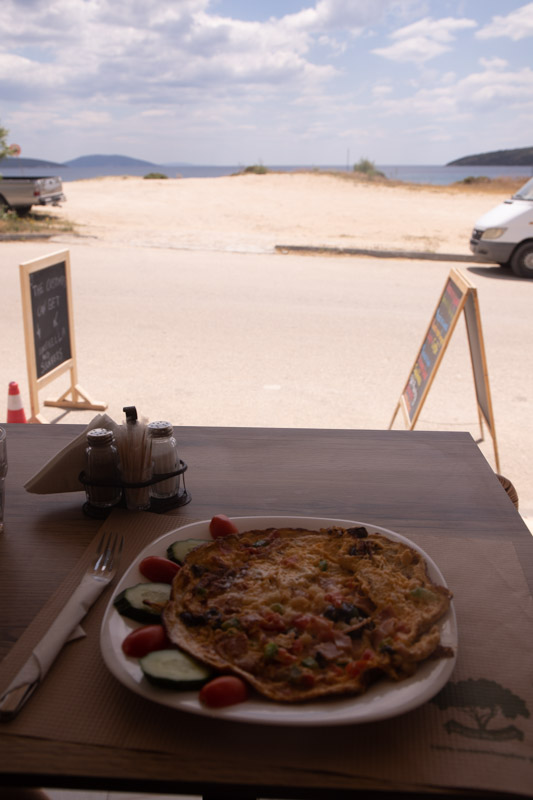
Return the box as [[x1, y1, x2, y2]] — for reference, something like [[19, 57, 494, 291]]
[[45, 171, 523, 255], [2, 172, 532, 526]]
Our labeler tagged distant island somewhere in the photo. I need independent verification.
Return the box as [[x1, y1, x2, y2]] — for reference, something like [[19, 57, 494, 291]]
[[2, 153, 193, 169], [64, 154, 158, 167], [448, 146, 533, 166], [2, 157, 65, 168]]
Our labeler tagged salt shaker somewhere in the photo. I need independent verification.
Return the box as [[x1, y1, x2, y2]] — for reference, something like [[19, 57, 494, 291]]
[[85, 428, 122, 509], [148, 421, 179, 500]]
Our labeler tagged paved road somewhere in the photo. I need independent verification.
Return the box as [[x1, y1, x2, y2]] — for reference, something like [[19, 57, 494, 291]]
[[2, 237, 532, 521]]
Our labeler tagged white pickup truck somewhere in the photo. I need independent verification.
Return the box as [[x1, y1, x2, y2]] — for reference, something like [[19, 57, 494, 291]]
[[0, 175, 66, 216]]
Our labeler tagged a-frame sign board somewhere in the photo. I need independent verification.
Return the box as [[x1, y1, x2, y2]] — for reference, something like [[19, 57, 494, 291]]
[[389, 268, 500, 472], [20, 249, 107, 423]]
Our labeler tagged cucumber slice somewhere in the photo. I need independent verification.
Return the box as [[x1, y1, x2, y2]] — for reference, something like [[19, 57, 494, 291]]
[[140, 648, 213, 690], [166, 537, 207, 564], [113, 582, 171, 623]]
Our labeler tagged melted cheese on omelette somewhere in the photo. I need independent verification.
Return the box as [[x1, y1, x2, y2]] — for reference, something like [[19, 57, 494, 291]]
[[163, 526, 453, 702]]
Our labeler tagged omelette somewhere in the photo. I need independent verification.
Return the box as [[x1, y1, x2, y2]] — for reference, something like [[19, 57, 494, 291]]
[[163, 526, 453, 703]]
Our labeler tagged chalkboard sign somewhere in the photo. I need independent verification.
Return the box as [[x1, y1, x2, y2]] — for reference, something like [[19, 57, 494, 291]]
[[390, 268, 499, 472], [20, 250, 106, 423], [29, 259, 72, 379]]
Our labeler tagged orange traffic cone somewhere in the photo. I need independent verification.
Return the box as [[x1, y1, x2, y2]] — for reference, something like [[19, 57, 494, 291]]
[[7, 381, 27, 423]]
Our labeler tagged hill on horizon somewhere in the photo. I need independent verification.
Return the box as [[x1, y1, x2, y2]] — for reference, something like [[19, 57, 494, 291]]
[[448, 146, 533, 166], [64, 154, 158, 167], [1, 156, 65, 168]]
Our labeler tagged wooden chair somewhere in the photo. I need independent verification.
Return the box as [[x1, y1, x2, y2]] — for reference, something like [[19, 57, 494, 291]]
[[497, 474, 519, 510]]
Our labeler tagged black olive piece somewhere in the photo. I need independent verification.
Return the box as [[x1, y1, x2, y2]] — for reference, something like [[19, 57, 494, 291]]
[[206, 608, 222, 627], [346, 526, 368, 538], [179, 611, 207, 626], [349, 539, 376, 557], [325, 527, 345, 537], [339, 602, 358, 621], [314, 651, 328, 668], [323, 604, 338, 621]]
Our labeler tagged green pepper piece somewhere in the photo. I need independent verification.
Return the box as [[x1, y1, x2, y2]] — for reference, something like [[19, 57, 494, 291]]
[[264, 642, 279, 660], [221, 617, 241, 630], [410, 586, 437, 602]]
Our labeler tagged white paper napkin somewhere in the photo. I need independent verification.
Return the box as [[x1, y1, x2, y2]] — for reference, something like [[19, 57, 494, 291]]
[[0, 573, 109, 719]]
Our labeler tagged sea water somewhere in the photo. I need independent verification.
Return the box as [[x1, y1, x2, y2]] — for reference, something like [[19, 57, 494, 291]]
[[2, 162, 532, 186]]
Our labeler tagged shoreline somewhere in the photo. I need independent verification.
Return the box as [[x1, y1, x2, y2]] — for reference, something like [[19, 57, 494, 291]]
[[33, 172, 522, 257]]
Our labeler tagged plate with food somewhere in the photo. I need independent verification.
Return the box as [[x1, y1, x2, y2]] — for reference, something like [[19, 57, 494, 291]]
[[100, 516, 457, 725]]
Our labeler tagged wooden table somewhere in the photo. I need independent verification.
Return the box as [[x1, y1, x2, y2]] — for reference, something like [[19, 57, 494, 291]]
[[1, 423, 532, 799]]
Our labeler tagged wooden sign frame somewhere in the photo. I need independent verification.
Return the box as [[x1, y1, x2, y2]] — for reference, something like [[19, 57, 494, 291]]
[[19, 249, 107, 423], [389, 268, 499, 471]]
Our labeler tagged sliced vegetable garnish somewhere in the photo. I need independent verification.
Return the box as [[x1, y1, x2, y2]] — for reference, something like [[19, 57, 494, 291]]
[[209, 514, 240, 539], [166, 538, 207, 564], [139, 556, 181, 584], [114, 582, 171, 623], [122, 625, 172, 657], [199, 675, 249, 708], [141, 648, 213, 690]]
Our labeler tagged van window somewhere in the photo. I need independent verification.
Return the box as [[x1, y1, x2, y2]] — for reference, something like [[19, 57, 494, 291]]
[[513, 178, 533, 200]]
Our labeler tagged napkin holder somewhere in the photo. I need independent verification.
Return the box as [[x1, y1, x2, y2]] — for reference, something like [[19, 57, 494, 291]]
[[79, 460, 191, 518], [24, 410, 192, 516]]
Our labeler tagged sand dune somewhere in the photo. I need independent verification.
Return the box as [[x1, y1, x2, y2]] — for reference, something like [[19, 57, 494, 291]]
[[47, 171, 521, 256]]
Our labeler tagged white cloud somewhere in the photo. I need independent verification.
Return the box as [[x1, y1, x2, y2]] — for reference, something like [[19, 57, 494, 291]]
[[479, 57, 508, 70], [372, 83, 394, 96], [0, 0, 343, 108], [60, 110, 114, 128], [388, 16, 477, 43], [279, 0, 395, 34], [375, 63, 533, 119], [373, 35, 449, 63], [477, 2, 533, 40], [372, 16, 477, 63], [317, 35, 348, 55]]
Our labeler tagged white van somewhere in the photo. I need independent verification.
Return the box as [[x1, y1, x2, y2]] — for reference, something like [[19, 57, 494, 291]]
[[470, 177, 533, 278]]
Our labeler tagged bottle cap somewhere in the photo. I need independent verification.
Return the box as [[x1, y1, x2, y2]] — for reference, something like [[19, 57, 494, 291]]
[[87, 428, 114, 445], [123, 406, 138, 423], [147, 421, 173, 438]]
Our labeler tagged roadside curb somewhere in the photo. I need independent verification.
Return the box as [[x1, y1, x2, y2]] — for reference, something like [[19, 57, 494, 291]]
[[275, 244, 479, 262], [0, 233, 55, 241]]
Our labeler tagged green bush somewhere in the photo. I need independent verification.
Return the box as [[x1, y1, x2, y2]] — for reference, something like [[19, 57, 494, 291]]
[[353, 158, 386, 179], [457, 175, 490, 185], [144, 172, 168, 179], [242, 164, 269, 174]]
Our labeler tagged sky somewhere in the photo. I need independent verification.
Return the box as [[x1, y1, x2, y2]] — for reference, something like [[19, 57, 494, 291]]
[[1, 0, 533, 166]]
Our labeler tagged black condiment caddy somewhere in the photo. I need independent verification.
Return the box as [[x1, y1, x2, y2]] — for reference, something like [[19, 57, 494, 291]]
[[80, 460, 191, 518]]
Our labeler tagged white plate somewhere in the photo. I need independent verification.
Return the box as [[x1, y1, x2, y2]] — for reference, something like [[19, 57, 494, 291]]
[[100, 516, 457, 726]]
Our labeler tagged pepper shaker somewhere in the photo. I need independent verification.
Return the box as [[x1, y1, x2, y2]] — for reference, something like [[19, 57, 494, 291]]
[[85, 428, 122, 509]]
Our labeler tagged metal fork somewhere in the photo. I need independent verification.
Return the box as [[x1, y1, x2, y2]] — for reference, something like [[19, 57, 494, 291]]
[[0, 530, 124, 721], [92, 530, 124, 582]]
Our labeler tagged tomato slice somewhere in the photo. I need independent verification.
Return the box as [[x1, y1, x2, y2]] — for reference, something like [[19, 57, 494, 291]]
[[209, 514, 240, 539], [139, 556, 181, 583], [121, 625, 172, 657], [199, 675, 249, 708]]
